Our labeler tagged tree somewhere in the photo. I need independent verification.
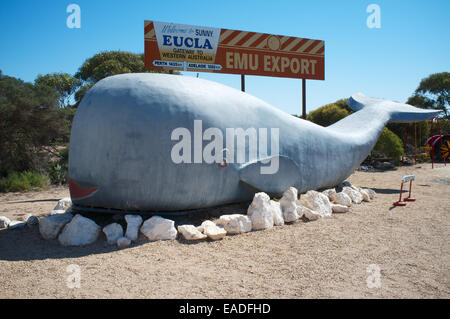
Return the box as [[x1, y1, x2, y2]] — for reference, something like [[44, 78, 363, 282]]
[[74, 51, 176, 105], [35, 72, 81, 108], [389, 72, 450, 141], [408, 72, 450, 117], [74, 83, 94, 106], [0, 71, 70, 176], [76, 51, 146, 84]]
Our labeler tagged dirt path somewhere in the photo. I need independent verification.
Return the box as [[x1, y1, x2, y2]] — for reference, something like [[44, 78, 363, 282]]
[[0, 163, 449, 298]]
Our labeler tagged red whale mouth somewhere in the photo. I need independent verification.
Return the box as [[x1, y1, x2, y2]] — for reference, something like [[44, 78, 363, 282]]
[[68, 177, 98, 200]]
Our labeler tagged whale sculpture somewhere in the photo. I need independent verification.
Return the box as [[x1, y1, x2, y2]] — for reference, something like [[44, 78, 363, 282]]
[[68, 73, 441, 212]]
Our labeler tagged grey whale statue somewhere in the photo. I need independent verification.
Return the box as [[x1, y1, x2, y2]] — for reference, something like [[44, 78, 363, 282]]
[[68, 73, 441, 212]]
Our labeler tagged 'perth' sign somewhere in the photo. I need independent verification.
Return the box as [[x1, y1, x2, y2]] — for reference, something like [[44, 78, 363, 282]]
[[144, 20, 325, 80]]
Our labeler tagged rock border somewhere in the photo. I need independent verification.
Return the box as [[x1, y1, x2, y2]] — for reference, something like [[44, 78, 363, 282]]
[[8, 181, 374, 247]]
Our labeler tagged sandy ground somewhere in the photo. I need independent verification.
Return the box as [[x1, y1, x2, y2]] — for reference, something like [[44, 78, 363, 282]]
[[0, 163, 449, 299]]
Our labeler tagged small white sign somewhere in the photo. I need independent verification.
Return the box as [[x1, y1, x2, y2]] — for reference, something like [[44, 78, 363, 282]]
[[401, 175, 416, 183], [186, 62, 222, 71], [153, 60, 222, 71], [153, 60, 184, 68]]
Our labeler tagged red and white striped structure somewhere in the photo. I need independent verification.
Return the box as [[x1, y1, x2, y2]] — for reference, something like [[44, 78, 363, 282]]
[[218, 29, 324, 56]]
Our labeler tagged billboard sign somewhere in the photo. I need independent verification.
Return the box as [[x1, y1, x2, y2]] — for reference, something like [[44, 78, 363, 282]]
[[144, 20, 324, 80]]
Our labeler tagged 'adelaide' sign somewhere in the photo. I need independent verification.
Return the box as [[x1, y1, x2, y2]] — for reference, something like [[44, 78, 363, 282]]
[[144, 20, 325, 80]]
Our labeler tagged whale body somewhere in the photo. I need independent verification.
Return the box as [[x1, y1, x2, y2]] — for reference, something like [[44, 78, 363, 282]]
[[68, 73, 441, 212]]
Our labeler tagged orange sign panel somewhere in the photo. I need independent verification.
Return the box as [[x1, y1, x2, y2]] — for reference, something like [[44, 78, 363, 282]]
[[145, 20, 324, 80]]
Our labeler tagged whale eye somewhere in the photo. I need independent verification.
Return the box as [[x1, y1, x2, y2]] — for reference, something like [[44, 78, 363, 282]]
[[218, 148, 230, 168]]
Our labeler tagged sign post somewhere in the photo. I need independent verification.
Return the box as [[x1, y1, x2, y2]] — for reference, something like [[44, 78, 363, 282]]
[[393, 175, 416, 207], [144, 21, 325, 114], [302, 79, 306, 119]]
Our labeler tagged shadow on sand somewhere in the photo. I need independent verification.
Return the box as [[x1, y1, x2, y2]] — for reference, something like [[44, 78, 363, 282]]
[[361, 187, 404, 195], [7, 199, 62, 204], [0, 202, 249, 262]]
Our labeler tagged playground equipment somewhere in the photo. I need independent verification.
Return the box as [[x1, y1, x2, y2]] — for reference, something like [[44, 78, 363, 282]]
[[402, 117, 448, 168], [425, 117, 449, 167], [393, 175, 416, 207]]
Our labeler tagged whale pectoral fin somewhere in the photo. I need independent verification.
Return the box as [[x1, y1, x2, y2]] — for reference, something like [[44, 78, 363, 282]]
[[239, 155, 301, 196]]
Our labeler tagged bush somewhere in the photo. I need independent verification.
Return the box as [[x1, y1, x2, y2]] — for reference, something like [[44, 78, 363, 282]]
[[387, 121, 430, 150], [373, 128, 404, 164], [0, 171, 50, 192], [306, 99, 350, 127], [47, 145, 69, 185], [47, 163, 67, 185], [0, 71, 71, 177]]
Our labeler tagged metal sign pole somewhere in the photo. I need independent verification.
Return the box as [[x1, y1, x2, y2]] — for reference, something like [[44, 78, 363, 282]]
[[302, 79, 306, 119], [241, 75, 245, 92]]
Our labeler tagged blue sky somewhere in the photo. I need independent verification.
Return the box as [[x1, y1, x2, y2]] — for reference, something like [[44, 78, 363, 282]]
[[0, 0, 449, 115]]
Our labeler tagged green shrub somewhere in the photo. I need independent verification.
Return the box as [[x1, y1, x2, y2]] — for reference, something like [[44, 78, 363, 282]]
[[387, 120, 430, 149], [48, 162, 67, 185], [59, 145, 69, 161], [373, 128, 404, 164], [47, 145, 69, 185], [306, 99, 350, 127], [0, 171, 50, 192]]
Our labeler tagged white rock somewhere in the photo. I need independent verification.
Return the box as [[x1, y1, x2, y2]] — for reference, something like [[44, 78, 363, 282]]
[[26, 215, 39, 226], [322, 188, 336, 200], [140, 216, 177, 241], [362, 188, 376, 199], [359, 188, 371, 202], [124, 214, 143, 241], [300, 190, 332, 217], [103, 223, 124, 245], [54, 197, 72, 211], [0, 216, 11, 229], [270, 200, 285, 226], [39, 212, 73, 240], [247, 192, 274, 230], [51, 209, 67, 215], [178, 224, 207, 240], [302, 206, 321, 221], [329, 192, 352, 207], [331, 204, 350, 213], [117, 236, 131, 248], [199, 220, 227, 240], [295, 203, 305, 219], [8, 221, 27, 229], [279, 187, 300, 222], [342, 186, 363, 204], [215, 214, 252, 234], [281, 187, 298, 202], [282, 203, 300, 222], [58, 214, 101, 246]]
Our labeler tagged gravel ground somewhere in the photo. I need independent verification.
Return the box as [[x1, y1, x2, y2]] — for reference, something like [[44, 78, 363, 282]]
[[0, 163, 449, 298]]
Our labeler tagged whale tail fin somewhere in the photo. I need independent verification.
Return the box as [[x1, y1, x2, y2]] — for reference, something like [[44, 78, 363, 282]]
[[348, 93, 442, 123]]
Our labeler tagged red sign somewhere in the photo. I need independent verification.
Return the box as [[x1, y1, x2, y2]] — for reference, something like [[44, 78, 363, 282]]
[[145, 21, 324, 80]]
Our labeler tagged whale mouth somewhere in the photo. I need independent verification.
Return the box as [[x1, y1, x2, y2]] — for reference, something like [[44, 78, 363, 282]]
[[68, 177, 99, 200]]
